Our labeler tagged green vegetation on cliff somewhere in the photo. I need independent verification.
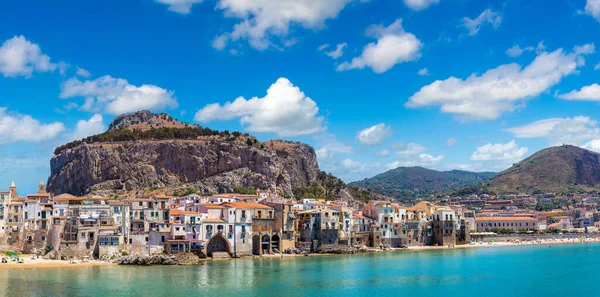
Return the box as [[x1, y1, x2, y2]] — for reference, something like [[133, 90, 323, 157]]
[[458, 145, 600, 195], [349, 166, 496, 199]]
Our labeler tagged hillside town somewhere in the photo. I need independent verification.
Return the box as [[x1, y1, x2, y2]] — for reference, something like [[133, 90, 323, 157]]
[[1, 181, 599, 260]]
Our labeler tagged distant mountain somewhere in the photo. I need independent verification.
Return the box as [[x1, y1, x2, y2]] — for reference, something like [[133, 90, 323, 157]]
[[459, 145, 600, 195], [348, 166, 496, 199]]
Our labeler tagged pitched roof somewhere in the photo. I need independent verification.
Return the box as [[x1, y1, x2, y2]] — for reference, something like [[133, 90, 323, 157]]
[[202, 218, 226, 223], [200, 204, 225, 209], [128, 198, 154, 201], [170, 209, 200, 216], [222, 201, 272, 209]]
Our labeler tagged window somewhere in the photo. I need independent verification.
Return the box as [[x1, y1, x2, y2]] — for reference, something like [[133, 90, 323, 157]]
[[241, 210, 246, 218]]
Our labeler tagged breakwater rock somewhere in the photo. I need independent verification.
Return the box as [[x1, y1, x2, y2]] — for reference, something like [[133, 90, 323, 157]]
[[115, 254, 178, 265], [317, 245, 371, 254]]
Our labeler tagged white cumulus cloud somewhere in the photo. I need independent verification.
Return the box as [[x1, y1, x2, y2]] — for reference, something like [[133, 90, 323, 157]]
[[557, 83, 600, 101], [392, 142, 428, 155], [75, 67, 91, 78], [585, 0, 600, 22], [470, 140, 528, 162], [154, 0, 204, 14], [506, 45, 534, 57], [213, 0, 352, 50], [506, 116, 600, 146], [68, 114, 106, 141], [337, 19, 422, 73], [583, 139, 600, 153], [356, 123, 392, 146], [406, 45, 592, 121], [403, 0, 439, 11], [0, 35, 60, 78], [417, 68, 429, 76], [460, 9, 502, 36], [386, 153, 444, 169], [0, 108, 65, 143], [194, 78, 324, 137], [59, 75, 178, 115], [319, 43, 347, 59]]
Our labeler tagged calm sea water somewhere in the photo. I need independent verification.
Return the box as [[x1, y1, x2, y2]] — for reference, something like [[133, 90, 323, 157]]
[[1, 243, 599, 297]]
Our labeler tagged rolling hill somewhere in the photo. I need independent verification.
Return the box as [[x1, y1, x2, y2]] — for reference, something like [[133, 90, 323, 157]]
[[461, 145, 600, 195], [348, 166, 496, 199]]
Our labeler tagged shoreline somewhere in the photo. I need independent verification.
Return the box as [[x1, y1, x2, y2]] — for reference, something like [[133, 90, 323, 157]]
[[3, 237, 599, 269]]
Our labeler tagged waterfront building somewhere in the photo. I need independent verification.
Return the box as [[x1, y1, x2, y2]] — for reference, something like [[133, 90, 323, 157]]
[[430, 208, 457, 246], [260, 197, 297, 251], [297, 208, 342, 250], [164, 209, 203, 253], [474, 217, 539, 232], [351, 212, 372, 246]]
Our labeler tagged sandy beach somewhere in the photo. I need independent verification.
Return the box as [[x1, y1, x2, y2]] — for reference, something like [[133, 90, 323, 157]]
[[0, 254, 116, 269]]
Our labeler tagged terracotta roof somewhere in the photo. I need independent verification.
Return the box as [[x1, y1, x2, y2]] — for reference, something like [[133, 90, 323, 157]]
[[353, 213, 368, 219], [170, 209, 200, 216], [547, 222, 562, 228], [89, 196, 108, 201], [108, 200, 128, 206], [201, 204, 225, 209], [53, 194, 84, 201], [202, 218, 226, 223], [213, 193, 257, 198], [53, 197, 85, 202], [474, 217, 537, 222], [154, 195, 171, 199], [222, 202, 272, 209], [27, 193, 50, 197]]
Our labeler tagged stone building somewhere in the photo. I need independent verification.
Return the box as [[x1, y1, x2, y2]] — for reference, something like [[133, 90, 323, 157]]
[[430, 208, 457, 246]]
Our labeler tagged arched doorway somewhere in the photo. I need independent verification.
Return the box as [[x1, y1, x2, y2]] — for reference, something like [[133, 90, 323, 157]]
[[271, 235, 280, 252], [206, 234, 230, 257], [252, 235, 261, 255], [261, 235, 271, 254]]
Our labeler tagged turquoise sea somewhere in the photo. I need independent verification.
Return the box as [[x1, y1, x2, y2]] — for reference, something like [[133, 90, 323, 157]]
[[1, 243, 599, 297]]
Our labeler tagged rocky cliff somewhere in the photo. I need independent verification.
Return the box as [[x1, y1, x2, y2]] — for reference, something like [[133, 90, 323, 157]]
[[47, 111, 320, 197]]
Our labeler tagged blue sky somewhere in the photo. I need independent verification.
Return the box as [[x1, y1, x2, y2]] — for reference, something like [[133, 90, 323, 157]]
[[2, 0, 600, 194]]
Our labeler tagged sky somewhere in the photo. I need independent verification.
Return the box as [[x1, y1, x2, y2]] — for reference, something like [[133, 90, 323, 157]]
[[2, 0, 600, 194]]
